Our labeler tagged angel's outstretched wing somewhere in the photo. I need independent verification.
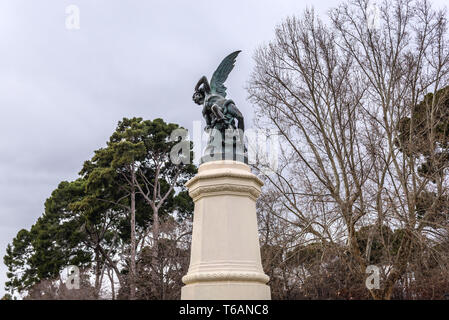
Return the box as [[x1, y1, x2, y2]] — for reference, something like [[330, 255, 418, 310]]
[[210, 51, 241, 98]]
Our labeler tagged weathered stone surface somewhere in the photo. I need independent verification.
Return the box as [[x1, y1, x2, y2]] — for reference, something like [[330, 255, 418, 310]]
[[181, 161, 271, 300]]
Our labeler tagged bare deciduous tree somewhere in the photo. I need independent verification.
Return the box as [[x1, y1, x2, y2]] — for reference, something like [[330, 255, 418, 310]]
[[249, 0, 449, 299]]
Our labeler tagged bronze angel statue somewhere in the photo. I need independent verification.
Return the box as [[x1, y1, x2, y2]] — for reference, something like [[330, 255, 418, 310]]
[[192, 51, 246, 163], [192, 50, 244, 133]]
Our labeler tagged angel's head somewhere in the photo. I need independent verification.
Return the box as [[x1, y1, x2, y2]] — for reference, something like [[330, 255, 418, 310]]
[[192, 89, 205, 105], [193, 75, 209, 105]]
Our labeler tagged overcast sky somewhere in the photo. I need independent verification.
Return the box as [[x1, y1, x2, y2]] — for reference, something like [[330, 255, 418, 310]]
[[0, 0, 447, 297]]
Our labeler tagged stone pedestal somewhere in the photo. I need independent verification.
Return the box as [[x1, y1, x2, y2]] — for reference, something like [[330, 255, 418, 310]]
[[181, 160, 271, 300]]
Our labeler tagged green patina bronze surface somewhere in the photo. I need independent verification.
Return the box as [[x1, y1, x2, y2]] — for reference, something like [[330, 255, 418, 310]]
[[192, 51, 247, 163]]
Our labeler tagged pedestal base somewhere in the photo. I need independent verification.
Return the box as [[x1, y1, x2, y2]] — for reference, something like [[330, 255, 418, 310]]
[[181, 161, 271, 300], [181, 281, 271, 300]]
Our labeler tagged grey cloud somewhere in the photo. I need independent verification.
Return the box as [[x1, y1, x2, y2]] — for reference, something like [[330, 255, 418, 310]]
[[3, 0, 445, 296]]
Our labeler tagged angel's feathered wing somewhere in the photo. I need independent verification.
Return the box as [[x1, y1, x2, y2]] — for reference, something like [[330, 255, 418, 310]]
[[210, 50, 241, 98]]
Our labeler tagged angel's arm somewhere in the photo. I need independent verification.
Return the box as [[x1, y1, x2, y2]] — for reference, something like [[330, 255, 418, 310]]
[[195, 76, 211, 94]]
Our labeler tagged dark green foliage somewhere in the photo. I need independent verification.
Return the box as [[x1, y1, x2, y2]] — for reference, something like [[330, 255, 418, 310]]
[[288, 242, 324, 266], [1, 293, 12, 300], [415, 191, 449, 225], [396, 86, 449, 227], [78, 117, 195, 219], [397, 86, 449, 181], [4, 117, 197, 297], [4, 180, 93, 294]]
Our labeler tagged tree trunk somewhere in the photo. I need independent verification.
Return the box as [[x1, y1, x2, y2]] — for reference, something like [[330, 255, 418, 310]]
[[152, 206, 161, 299], [129, 167, 137, 300], [108, 267, 115, 300]]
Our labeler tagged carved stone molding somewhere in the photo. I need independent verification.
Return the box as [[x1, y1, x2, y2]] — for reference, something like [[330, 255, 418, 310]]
[[188, 184, 261, 201], [186, 169, 263, 189], [182, 271, 270, 285]]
